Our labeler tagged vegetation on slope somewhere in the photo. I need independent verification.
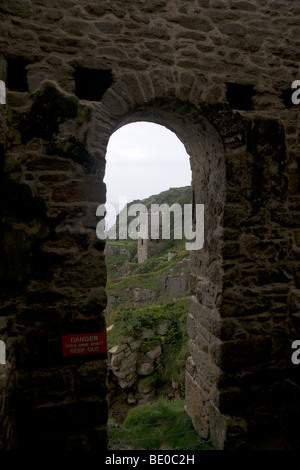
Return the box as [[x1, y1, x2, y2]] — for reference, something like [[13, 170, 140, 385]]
[[105, 186, 205, 448], [106, 185, 192, 260], [107, 298, 188, 346], [107, 298, 189, 395], [108, 398, 213, 450], [105, 186, 192, 308]]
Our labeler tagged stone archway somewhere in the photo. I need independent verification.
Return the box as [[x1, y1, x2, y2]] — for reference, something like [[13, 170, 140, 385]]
[[102, 105, 226, 445], [95, 78, 245, 449], [1, 67, 295, 450], [93, 74, 295, 449]]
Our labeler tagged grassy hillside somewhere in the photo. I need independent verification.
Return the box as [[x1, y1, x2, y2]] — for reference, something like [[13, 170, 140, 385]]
[[128, 185, 192, 208], [105, 185, 192, 282], [105, 187, 193, 421], [105, 184, 192, 321], [106, 185, 192, 254], [108, 398, 213, 450]]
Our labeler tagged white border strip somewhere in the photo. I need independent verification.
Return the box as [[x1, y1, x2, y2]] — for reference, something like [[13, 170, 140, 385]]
[[0, 80, 6, 104]]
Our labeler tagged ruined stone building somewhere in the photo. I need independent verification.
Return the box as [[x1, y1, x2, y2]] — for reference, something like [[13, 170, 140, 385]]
[[137, 212, 165, 263], [0, 0, 299, 451]]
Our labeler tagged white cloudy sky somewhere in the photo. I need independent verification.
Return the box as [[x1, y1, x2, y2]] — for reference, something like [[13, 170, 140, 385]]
[[104, 121, 191, 220]]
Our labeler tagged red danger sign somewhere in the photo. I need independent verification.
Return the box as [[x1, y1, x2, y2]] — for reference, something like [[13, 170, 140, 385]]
[[62, 332, 107, 357]]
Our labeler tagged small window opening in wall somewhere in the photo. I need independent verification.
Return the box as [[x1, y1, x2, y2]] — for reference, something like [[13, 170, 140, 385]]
[[0, 340, 6, 364], [74, 67, 113, 101], [280, 89, 294, 109], [6, 56, 29, 92], [226, 82, 254, 111]]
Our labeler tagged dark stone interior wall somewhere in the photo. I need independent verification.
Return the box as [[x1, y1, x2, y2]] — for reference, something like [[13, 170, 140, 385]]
[[0, 0, 299, 450], [0, 83, 108, 450]]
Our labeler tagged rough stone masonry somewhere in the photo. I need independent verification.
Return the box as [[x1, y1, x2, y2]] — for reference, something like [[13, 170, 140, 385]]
[[0, 0, 299, 451]]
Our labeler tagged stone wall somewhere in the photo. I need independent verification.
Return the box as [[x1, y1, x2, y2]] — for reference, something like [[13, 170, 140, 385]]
[[0, 84, 108, 450], [137, 213, 165, 263], [0, 88, 17, 449], [137, 237, 165, 263], [0, 0, 299, 450]]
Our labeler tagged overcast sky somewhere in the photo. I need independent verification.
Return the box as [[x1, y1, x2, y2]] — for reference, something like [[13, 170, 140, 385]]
[[104, 122, 191, 223]]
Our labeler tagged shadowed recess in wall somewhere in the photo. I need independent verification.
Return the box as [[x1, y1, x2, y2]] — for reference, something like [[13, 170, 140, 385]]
[[226, 82, 254, 111], [74, 67, 113, 101], [5, 56, 29, 92], [280, 88, 294, 109]]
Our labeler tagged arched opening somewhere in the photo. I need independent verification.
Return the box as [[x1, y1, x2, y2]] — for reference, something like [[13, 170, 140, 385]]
[[102, 111, 225, 450], [104, 121, 195, 449]]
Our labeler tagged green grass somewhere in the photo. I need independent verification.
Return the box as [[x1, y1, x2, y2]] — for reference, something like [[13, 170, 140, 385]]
[[105, 253, 129, 278], [107, 298, 188, 346], [108, 398, 213, 450]]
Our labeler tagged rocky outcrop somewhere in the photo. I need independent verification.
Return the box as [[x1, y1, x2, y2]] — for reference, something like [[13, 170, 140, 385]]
[[107, 323, 182, 417], [105, 287, 157, 315], [104, 244, 130, 259]]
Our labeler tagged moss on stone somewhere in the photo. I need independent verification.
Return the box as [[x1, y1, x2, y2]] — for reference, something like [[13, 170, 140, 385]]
[[3, 152, 26, 174], [76, 104, 92, 125], [46, 136, 88, 164], [21, 82, 91, 142], [6, 106, 22, 146]]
